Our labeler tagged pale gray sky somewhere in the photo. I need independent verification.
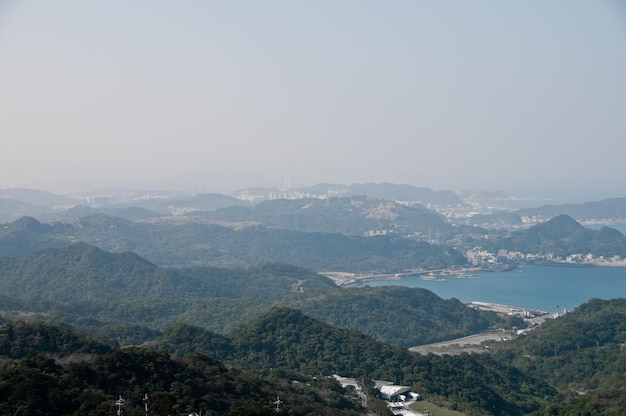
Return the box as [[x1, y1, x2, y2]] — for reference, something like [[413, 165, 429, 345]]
[[1, 1, 625, 201]]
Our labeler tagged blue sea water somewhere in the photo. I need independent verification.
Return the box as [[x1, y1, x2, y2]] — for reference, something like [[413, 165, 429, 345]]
[[365, 265, 626, 313]]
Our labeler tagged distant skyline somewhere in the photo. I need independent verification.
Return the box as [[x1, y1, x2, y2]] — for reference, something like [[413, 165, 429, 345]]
[[1, 1, 625, 202]]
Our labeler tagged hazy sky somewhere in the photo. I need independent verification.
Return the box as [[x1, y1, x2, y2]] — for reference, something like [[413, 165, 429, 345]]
[[1, 1, 625, 200]]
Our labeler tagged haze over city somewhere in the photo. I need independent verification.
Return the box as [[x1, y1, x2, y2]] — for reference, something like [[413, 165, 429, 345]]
[[1, 1, 625, 202]]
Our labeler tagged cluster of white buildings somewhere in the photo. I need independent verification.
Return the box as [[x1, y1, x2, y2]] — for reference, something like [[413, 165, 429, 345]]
[[466, 247, 626, 267], [333, 375, 423, 415]]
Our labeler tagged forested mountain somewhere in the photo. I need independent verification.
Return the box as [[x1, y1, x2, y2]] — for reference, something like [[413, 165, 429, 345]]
[[0, 320, 114, 358], [3, 188, 626, 414], [142, 299, 626, 414], [4, 300, 626, 415], [488, 298, 626, 415], [157, 307, 555, 415], [0, 243, 336, 303], [193, 196, 460, 237], [0, 216, 70, 255], [281, 286, 496, 347], [0, 216, 467, 271], [2, 243, 626, 413], [480, 214, 626, 258], [0, 243, 496, 347], [0, 321, 361, 416]]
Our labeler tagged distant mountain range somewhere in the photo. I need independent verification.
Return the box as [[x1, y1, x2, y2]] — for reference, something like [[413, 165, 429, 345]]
[[0, 216, 467, 272], [3, 185, 626, 230], [192, 196, 461, 237], [467, 197, 626, 229], [3, 185, 626, 271], [267, 182, 462, 205], [0, 183, 460, 223], [2, 214, 626, 273]]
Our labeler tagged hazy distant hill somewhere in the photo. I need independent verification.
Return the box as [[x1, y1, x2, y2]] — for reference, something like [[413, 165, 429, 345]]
[[306, 182, 461, 205], [0, 188, 170, 223], [468, 197, 626, 229], [195, 196, 458, 237], [481, 214, 626, 257], [0, 188, 251, 220], [237, 182, 462, 205], [111, 192, 251, 214], [0, 197, 54, 223], [0, 188, 85, 222], [38, 205, 164, 223], [0, 216, 468, 272], [0, 188, 77, 208], [0, 216, 69, 255]]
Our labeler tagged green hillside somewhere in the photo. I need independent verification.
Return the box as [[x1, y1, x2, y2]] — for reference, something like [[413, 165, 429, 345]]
[[0, 244, 496, 347], [0, 243, 336, 303], [488, 298, 626, 415], [480, 214, 626, 258], [0, 216, 468, 271], [0, 321, 361, 416], [196, 196, 457, 237], [2, 236, 626, 414], [281, 286, 496, 347], [189, 307, 554, 415], [6, 301, 626, 415]]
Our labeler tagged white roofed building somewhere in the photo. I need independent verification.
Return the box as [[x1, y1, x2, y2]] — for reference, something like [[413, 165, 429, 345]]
[[380, 385, 411, 402]]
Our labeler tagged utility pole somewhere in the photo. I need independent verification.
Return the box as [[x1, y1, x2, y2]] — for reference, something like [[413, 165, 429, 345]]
[[144, 393, 149, 416], [273, 396, 283, 413], [115, 396, 125, 416]]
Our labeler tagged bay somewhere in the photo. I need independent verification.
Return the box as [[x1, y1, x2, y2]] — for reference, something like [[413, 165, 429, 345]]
[[365, 265, 626, 313]]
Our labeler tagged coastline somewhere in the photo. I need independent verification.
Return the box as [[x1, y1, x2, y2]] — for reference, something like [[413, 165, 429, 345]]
[[322, 260, 626, 288], [321, 265, 514, 288]]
